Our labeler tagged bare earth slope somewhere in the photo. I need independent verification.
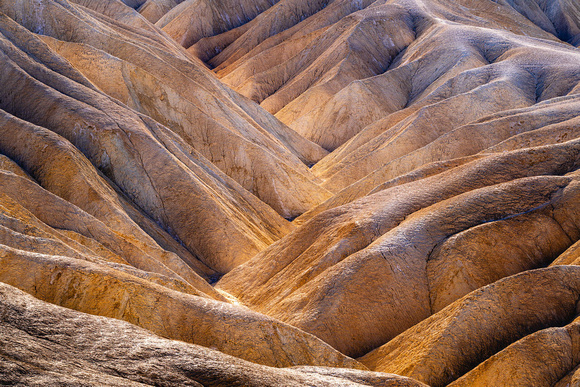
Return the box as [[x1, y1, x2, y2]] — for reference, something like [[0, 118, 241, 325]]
[[2, 0, 580, 385]]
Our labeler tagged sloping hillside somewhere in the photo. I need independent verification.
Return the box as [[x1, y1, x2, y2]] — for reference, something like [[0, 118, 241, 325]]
[[1, 0, 580, 385]]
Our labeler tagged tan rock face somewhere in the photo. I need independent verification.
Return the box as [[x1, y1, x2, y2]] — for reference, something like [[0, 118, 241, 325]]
[[219, 174, 580, 357], [359, 266, 580, 386], [0, 4, 301, 274], [0, 242, 361, 369], [0, 282, 426, 386], [450, 318, 580, 387], [2, 0, 580, 384]]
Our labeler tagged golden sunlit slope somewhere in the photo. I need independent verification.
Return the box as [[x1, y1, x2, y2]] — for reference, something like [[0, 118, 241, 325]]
[[2, 0, 580, 385]]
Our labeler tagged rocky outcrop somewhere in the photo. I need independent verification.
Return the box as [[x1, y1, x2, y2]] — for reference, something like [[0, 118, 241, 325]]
[[2, 0, 330, 225], [156, 0, 279, 47], [450, 317, 580, 386], [0, 0, 310, 275], [0, 171, 361, 368], [503, 0, 580, 45], [359, 266, 580, 386], [3, 0, 580, 384], [219, 173, 580, 357], [0, 282, 426, 386]]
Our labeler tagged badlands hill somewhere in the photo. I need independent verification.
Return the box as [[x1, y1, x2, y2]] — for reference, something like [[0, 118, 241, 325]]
[[1, 0, 580, 385]]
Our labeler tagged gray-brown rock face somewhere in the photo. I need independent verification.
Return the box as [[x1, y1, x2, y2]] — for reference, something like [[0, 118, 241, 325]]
[[2, 0, 580, 384], [0, 282, 426, 386]]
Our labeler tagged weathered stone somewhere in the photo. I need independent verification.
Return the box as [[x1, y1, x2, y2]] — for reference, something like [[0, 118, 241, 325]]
[[2, 0, 580, 383], [0, 282, 419, 386], [359, 266, 580, 386]]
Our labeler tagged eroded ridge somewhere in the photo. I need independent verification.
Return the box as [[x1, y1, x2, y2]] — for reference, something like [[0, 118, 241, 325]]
[[1, 0, 580, 385]]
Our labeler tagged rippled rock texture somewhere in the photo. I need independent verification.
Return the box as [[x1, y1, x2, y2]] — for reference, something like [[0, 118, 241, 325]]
[[1, 0, 580, 385]]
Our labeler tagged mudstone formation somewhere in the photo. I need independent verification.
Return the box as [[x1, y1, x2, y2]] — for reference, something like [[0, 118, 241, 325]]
[[1, 0, 580, 385]]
